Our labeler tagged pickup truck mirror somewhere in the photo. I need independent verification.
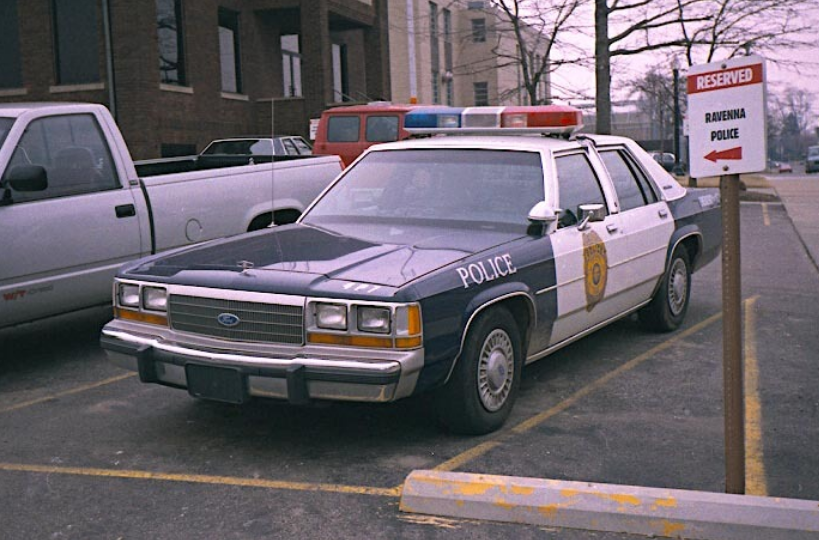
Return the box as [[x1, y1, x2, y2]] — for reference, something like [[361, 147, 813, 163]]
[[527, 201, 559, 236], [6, 165, 48, 192]]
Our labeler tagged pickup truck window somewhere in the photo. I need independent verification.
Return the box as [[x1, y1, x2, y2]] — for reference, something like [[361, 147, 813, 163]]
[[282, 138, 298, 155], [292, 137, 312, 155], [554, 152, 607, 228], [0, 118, 13, 149], [4, 114, 119, 203], [304, 149, 544, 227]]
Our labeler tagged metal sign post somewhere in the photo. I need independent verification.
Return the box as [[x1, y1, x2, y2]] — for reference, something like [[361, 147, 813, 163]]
[[720, 173, 744, 494], [687, 55, 767, 495]]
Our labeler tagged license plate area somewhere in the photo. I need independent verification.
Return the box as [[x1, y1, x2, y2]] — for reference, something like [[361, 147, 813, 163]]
[[185, 364, 246, 404]]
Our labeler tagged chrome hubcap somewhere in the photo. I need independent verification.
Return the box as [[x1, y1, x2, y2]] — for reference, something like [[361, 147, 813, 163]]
[[477, 329, 514, 412], [668, 258, 688, 316]]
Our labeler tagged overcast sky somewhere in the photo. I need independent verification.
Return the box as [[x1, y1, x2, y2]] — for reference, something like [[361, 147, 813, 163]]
[[544, 4, 819, 125]]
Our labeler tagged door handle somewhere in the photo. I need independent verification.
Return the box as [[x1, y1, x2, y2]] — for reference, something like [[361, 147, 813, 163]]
[[115, 204, 136, 218], [606, 223, 619, 233], [658, 209, 669, 219]]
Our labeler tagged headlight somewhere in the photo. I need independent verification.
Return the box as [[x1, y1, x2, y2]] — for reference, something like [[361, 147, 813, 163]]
[[315, 303, 347, 330], [142, 286, 168, 312], [357, 306, 391, 334], [118, 283, 140, 308]]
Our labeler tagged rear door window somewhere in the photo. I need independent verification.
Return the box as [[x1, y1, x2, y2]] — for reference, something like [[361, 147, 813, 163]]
[[327, 116, 360, 142], [598, 149, 656, 211], [365, 115, 399, 143]]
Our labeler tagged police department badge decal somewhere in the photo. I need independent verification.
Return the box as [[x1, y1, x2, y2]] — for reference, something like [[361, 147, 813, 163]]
[[583, 230, 608, 311]]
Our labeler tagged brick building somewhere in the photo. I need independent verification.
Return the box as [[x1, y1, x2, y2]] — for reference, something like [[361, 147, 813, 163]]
[[0, 0, 390, 159], [387, 0, 551, 108]]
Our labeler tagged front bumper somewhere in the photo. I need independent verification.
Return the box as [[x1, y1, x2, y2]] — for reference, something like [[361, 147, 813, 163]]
[[100, 320, 424, 404]]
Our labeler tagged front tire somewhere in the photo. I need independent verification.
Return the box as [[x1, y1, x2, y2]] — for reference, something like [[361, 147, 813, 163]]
[[435, 307, 523, 435], [639, 246, 691, 332]]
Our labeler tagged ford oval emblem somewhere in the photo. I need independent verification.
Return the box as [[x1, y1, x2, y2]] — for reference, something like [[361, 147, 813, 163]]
[[217, 312, 241, 327]]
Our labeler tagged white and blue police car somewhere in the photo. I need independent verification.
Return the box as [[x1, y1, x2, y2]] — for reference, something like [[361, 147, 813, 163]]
[[101, 106, 721, 434]]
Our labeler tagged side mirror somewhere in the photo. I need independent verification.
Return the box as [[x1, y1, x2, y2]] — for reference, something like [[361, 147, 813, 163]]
[[6, 165, 48, 192], [527, 201, 559, 236], [577, 203, 606, 230]]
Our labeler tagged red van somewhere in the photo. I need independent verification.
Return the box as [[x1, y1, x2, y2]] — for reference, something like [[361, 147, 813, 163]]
[[313, 103, 427, 166]]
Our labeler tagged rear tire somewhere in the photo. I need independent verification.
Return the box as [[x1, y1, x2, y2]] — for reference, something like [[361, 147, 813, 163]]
[[435, 307, 523, 435], [639, 246, 691, 332]]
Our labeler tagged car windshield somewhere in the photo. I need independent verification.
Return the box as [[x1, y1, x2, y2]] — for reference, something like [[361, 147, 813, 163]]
[[202, 139, 276, 155], [0, 118, 14, 150], [302, 149, 545, 228], [809, 147, 819, 157]]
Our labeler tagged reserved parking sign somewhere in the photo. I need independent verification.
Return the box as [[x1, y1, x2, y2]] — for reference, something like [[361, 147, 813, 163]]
[[687, 55, 767, 178]]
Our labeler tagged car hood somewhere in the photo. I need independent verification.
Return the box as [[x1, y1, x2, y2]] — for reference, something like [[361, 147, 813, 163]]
[[124, 221, 527, 289]]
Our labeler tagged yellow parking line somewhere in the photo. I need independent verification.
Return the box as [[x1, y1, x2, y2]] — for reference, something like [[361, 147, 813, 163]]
[[0, 462, 402, 497], [744, 297, 768, 496], [434, 303, 757, 473], [0, 373, 136, 414], [762, 203, 771, 226]]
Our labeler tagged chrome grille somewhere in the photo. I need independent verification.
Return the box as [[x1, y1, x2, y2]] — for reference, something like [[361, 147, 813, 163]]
[[169, 295, 303, 344]]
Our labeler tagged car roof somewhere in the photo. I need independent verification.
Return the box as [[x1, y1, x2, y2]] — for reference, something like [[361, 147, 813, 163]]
[[321, 103, 440, 115]]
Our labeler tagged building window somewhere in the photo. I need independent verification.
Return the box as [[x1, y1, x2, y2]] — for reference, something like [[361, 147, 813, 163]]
[[282, 35, 302, 98], [0, 0, 22, 88], [52, 0, 100, 85], [332, 43, 349, 102], [471, 18, 486, 43], [218, 8, 241, 93], [474, 82, 488, 106], [443, 8, 453, 106], [157, 0, 186, 86], [429, 2, 440, 104]]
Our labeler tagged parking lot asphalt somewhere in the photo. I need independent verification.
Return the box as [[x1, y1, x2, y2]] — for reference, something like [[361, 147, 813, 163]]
[[2, 195, 819, 539]]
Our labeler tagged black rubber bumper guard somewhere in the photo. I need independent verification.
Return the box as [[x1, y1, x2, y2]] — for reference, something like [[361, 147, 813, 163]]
[[99, 334, 401, 406]]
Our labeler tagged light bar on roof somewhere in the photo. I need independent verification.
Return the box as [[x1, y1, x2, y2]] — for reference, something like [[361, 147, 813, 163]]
[[403, 105, 583, 136], [403, 107, 464, 130]]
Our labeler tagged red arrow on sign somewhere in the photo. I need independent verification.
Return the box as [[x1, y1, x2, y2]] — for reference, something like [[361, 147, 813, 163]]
[[705, 147, 743, 162]]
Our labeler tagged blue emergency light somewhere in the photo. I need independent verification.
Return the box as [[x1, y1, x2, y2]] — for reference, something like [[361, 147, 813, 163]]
[[403, 107, 464, 129]]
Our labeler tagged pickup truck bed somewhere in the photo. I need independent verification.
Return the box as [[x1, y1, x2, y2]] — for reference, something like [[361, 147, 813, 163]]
[[0, 103, 342, 328]]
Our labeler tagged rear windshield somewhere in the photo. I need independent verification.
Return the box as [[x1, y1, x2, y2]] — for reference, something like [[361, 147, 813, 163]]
[[0, 118, 14, 150], [303, 149, 545, 227], [327, 116, 360, 143], [202, 139, 276, 155]]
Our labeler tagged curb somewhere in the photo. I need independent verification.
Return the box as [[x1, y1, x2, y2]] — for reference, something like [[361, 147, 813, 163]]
[[399, 470, 819, 539]]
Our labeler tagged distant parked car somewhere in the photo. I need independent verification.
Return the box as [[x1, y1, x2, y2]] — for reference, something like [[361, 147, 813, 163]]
[[778, 162, 793, 173], [650, 152, 676, 172], [806, 146, 819, 174], [201, 136, 313, 159]]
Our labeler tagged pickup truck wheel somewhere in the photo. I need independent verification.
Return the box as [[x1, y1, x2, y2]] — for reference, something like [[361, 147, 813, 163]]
[[435, 307, 522, 435], [639, 246, 691, 332]]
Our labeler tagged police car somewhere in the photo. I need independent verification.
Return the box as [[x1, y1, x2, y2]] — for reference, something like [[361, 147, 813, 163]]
[[101, 106, 721, 435]]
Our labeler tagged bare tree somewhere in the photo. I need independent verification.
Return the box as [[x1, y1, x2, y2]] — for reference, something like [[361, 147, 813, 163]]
[[490, 0, 588, 105], [594, 0, 708, 134], [675, 0, 819, 67], [627, 66, 677, 145], [769, 86, 816, 160]]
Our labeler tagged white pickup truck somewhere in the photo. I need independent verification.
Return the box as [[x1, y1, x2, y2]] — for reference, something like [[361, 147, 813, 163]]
[[0, 103, 343, 328]]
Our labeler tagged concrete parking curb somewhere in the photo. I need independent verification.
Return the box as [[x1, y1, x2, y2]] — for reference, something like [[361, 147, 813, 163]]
[[399, 470, 819, 539]]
